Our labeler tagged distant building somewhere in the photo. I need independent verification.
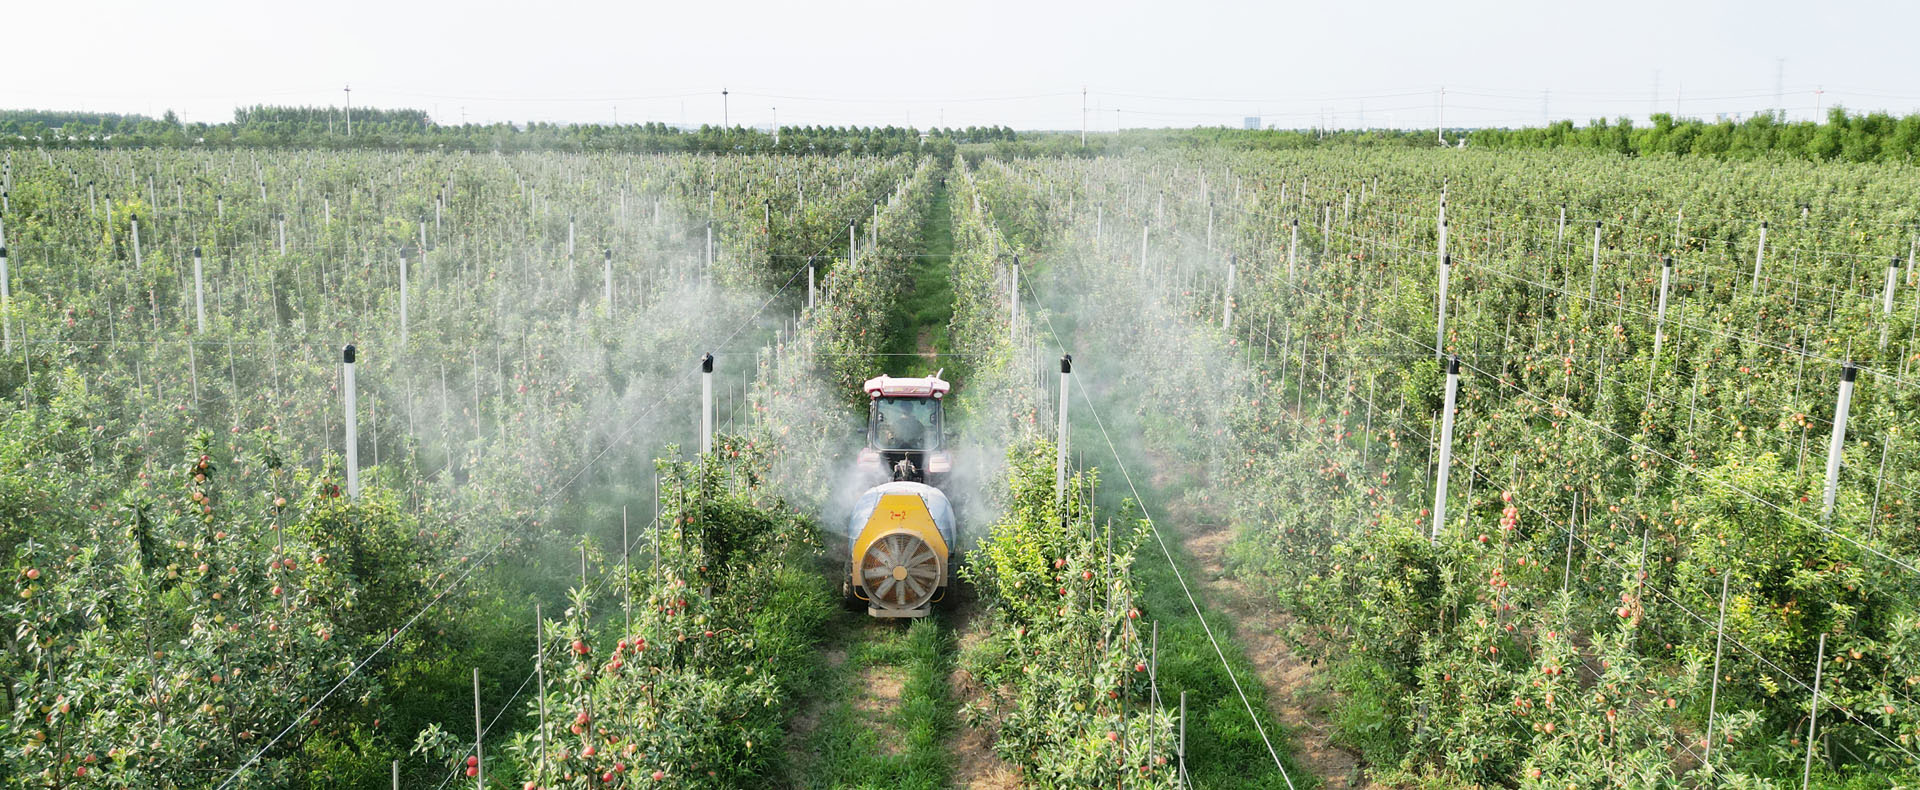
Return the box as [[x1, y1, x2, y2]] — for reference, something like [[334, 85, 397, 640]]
[[1243, 116, 1261, 130]]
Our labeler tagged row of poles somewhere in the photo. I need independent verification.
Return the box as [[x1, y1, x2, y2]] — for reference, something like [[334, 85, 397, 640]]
[[1179, 186, 1883, 785], [1064, 163, 1899, 786]]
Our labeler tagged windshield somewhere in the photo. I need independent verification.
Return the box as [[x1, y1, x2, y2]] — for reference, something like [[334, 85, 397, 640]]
[[869, 396, 943, 451]]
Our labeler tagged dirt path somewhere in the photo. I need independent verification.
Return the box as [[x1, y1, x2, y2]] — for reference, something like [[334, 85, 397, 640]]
[[944, 592, 1020, 790], [1169, 500, 1378, 790]]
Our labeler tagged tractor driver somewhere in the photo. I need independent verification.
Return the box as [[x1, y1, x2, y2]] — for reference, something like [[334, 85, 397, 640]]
[[886, 405, 926, 448]]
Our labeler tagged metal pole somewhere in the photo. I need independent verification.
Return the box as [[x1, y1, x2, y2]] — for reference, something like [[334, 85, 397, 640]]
[[1056, 355, 1072, 507], [1802, 633, 1827, 790], [344, 345, 359, 498], [1822, 363, 1856, 517], [1752, 221, 1768, 294], [193, 248, 207, 334], [1431, 356, 1459, 543], [701, 353, 714, 455], [472, 667, 484, 790], [1703, 569, 1731, 770]]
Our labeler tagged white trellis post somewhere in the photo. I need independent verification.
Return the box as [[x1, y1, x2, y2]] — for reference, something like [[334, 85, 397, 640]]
[[1432, 356, 1459, 543], [193, 247, 207, 333], [1589, 220, 1603, 299], [1435, 254, 1451, 359], [1882, 256, 1900, 315], [399, 251, 409, 347], [1, 244, 11, 354], [1056, 355, 1072, 506], [1752, 221, 1768, 293], [1822, 363, 1856, 517], [131, 215, 142, 270], [603, 250, 613, 309], [1222, 253, 1236, 330], [807, 256, 816, 311], [1010, 256, 1020, 344], [1652, 256, 1673, 359], [700, 353, 714, 455], [344, 345, 360, 498], [1288, 218, 1299, 285], [1140, 223, 1150, 271]]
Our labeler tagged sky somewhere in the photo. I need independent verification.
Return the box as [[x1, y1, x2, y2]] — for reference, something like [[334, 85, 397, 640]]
[[8, 0, 1918, 131]]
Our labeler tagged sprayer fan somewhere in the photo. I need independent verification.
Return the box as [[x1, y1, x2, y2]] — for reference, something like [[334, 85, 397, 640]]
[[860, 532, 942, 611]]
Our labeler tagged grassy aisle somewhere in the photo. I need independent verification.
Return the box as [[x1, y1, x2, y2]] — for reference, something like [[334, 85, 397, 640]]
[[785, 614, 957, 789], [1071, 426, 1315, 789], [781, 172, 968, 789], [881, 175, 958, 370]]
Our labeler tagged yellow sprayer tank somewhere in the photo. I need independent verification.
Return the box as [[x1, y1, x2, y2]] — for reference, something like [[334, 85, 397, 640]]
[[843, 481, 955, 617]]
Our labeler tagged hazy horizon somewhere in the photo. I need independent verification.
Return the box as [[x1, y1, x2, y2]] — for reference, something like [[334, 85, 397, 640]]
[[11, 0, 1918, 132]]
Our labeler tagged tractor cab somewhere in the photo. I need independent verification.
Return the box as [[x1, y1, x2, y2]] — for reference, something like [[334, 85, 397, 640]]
[[858, 373, 951, 485]]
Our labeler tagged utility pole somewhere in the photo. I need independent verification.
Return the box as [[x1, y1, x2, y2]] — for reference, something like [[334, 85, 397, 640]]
[[722, 88, 729, 128], [1081, 86, 1088, 147], [1774, 58, 1786, 121], [1436, 86, 1445, 144], [344, 85, 352, 137], [772, 107, 778, 144], [1650, 70, 1660, 122]]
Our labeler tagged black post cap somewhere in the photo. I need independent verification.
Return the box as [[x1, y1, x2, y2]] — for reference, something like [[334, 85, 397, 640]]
[[1842, 362, 1857, 382], [1442, 254, 1451, 267], [1760, 220, 1768, 229], [193, 246, 201, 257], [1594, 220, 1602, 228], [343, 344, 356, 364], [1447, 355, 1460, 375], [1060, 354, 1073, 374], [604, 249, 611, 260], [701, 353, 714, 373], [1291, 219, 1298, 227], [1892, 257, 1902, 268], [0, 247, 7, 257], [1663, 255, 1673, 267]]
